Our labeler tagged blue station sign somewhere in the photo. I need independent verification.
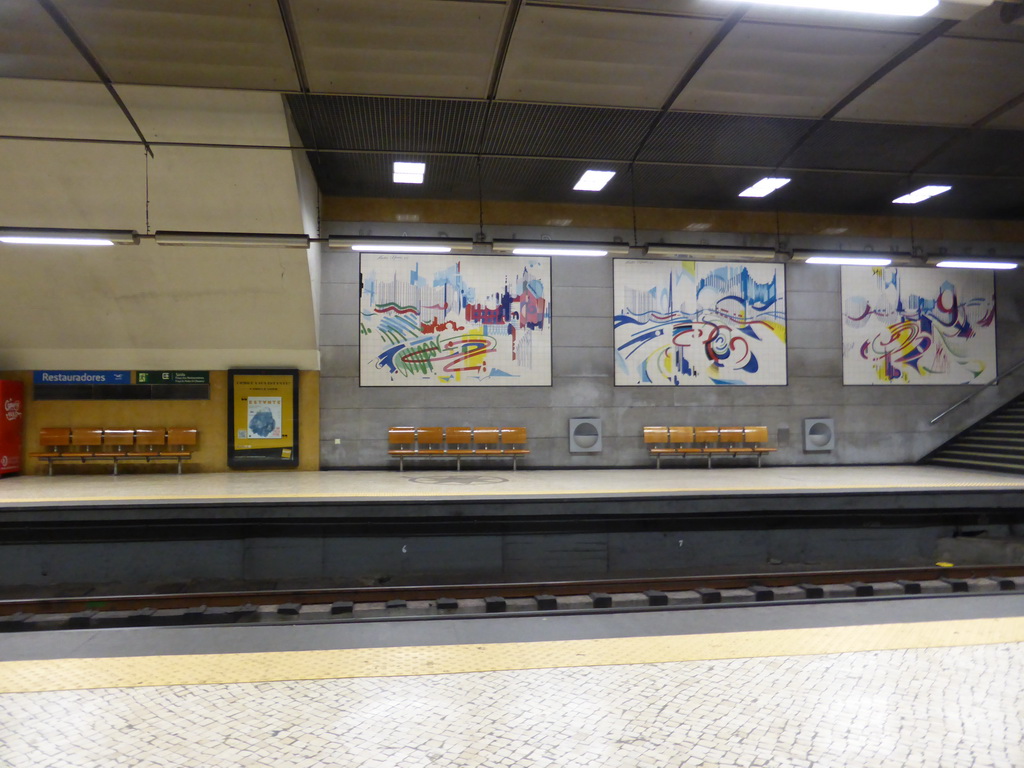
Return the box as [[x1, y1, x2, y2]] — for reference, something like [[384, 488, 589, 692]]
[[34, 370, 131, 385]]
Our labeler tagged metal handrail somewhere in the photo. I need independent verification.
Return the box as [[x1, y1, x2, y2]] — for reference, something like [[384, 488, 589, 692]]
[[930, 356, 1024, 424]]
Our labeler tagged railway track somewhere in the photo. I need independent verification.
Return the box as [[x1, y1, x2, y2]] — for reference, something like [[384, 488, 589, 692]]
[[3, 565, 1023, 632]]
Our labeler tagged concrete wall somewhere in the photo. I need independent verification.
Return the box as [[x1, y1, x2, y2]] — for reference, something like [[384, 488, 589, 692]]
[[0, 79, 320, 372], [319, 235, 1024, 468]]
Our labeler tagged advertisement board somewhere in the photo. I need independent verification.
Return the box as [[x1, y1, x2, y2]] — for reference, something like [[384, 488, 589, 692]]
[[227, 369, 299, 469]]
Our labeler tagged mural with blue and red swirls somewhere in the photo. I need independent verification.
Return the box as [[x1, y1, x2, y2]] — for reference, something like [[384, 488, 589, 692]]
[[614, 259, 787, 386]]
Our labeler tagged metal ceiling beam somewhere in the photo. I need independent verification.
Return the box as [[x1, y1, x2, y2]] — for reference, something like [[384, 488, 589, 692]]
[[908, 87, 1024, 175], [775, 17, 959, 169], [3, 134, 1022, 181], [629, 6, 748, 165], [277, 0, 321, 158], [35, 0, 154, 158]]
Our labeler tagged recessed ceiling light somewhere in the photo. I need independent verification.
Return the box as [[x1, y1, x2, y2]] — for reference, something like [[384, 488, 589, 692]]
[[934, 260, 1017, 270], [738, 177, 791, 198], [573, 170, 615, 192], [393, 161, 425, 184], [741, 0, 938, 16], [893, 185, 951, 205]]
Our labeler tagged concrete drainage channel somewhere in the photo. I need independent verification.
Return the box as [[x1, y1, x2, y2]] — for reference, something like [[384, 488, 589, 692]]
[[3, 575, 1024, 632]]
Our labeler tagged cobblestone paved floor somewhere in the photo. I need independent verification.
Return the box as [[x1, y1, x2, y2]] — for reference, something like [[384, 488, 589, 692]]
[[1, 641, 1021, 768]]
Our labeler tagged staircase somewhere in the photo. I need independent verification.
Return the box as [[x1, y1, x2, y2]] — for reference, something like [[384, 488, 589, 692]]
[[926, 396, 1024, 474]]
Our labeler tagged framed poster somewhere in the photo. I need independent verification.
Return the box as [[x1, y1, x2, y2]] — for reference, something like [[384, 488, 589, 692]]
[[841, 266, 996, 385], [359, 252, 552, 386], [227, 368, 299, 468], [613, 259, 787, 386]]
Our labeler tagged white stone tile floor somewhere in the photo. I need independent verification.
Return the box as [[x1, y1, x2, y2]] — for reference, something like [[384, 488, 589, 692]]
[[1, 642, 1022, 768]]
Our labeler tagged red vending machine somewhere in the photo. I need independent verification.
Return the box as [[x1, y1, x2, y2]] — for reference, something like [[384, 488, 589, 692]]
[[0, 380, 24, 476]]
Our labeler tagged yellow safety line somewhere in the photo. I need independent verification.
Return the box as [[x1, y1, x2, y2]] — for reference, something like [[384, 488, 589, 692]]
[[1, 617, 1021, 694], [0, 480, 1018, 505]]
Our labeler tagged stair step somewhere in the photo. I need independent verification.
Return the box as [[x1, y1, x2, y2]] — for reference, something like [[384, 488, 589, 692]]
[[937, 448, 1024, 463], [930, 456, 1024, 473]]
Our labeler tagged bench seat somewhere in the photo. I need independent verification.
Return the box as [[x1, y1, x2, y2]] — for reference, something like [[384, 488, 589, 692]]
[[644, 426, 776, 468], [31, 427, 198, 475], [388, 426, 529, 470]]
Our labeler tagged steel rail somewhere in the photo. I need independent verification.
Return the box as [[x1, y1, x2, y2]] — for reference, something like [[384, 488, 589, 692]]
[[4, 564, 1023, 617]]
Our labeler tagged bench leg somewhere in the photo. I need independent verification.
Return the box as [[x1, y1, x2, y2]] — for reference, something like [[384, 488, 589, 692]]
[[113, 458, 119, 476], [513, 456, 517, 471], [178, 457, 183, 474], [456, 456, 461, 471]]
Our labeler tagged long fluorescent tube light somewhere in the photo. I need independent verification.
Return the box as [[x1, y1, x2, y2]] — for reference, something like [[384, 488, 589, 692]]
[[740, 0, 938, 16], [738, 177, 791, 198], [804, 255, 892, 266], [328, 237, 476, 254], [644, 245, 779, 262], [0, 228, 138, 246], [393, 161, 425, 184], [893, 185, 951, 205], [933, 260, 1017, 270], [573, 170, 616, 191], [492, 240, 631, 257], [154, 231, 310, 248], [515, 247, 607, 257]]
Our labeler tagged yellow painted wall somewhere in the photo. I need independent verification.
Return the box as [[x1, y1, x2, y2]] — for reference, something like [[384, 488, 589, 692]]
[[0, 370, 319, 475]]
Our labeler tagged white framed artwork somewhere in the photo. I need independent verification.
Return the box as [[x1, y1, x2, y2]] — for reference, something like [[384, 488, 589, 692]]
[[841, 265, 996, 385], [613, 259, 787, 386], [359, 252, 552, 386]]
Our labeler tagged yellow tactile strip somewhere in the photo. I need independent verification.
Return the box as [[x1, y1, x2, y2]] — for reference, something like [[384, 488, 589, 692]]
[[1, 617, 1022, 694]]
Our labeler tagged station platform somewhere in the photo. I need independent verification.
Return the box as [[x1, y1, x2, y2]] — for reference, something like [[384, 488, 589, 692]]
[[1, 463, 1022, 517], [1, 593, 1022, 767], [2, 464, 1022, 595]]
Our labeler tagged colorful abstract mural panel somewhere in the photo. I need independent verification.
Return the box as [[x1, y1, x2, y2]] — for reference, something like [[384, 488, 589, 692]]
[[613, 259, 788, 386], [841, 266, 996, 385], [360, 253, 552, 386]]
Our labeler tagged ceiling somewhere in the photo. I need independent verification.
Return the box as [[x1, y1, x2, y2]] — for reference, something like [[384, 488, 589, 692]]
[[4, 0, 1024, 220]]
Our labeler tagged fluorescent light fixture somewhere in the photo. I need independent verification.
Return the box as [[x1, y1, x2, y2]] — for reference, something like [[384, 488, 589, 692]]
[[492, 240, 631, 257], [0, 227, 138, 246], [738, 177, 791, 198], [515, 247, 607, 257], [393, 161, 425, 184], [155, 231, 310, 248], [933, 260, 1017, 270], [644, 245, 779, 262], [573, 170, 616, 191], [893, 185, 951, 205], [740, 0, 938, 16], [799, 254, 892, 266], [328, 237, 475, 254]]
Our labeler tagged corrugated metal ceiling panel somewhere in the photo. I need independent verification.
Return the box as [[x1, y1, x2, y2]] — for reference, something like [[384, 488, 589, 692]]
[[290, 95, 489, 154], [784, 121, 961, 173], [481, 103, 656, 160], [639, 112, 812, 166]]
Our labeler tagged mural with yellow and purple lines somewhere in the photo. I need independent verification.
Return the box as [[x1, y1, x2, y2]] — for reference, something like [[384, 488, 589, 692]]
[[841, 265, 996, 385]]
